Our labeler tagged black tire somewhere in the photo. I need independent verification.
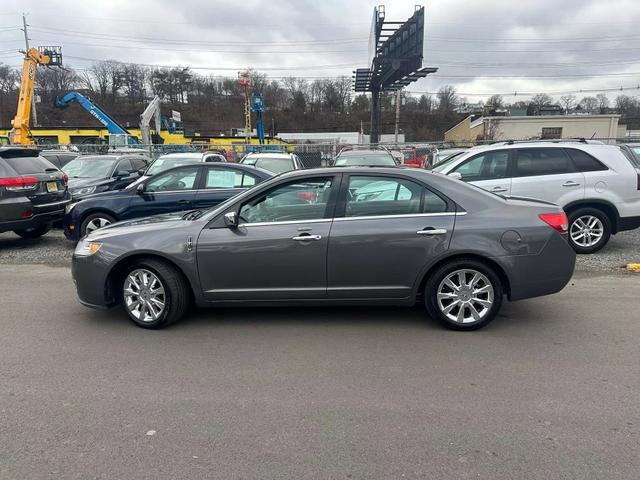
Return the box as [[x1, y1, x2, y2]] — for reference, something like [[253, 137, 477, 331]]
[[424, 259, 503, 331], [13, 224, 51, 239], [80, 212, 116, 237], [120, 259, 190, 329], [567, 208, 611, 254]]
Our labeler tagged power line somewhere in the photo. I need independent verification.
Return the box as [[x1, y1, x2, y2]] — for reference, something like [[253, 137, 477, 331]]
[[64, 55, 357, 71], [29, 39, 369, 55], [30, 26, 368, 46]]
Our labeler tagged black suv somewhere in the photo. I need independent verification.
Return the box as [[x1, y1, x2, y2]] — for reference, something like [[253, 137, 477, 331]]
[[0, 147, 71, 239], [63, 153, 151, 200]]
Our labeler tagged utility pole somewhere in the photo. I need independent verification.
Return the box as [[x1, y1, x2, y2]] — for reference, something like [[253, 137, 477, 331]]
[[21, 13, 38, 127], [394, 89, 401, 144]]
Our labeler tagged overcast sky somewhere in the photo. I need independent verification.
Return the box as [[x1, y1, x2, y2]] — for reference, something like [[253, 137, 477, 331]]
[[2, 0, 640, 102]]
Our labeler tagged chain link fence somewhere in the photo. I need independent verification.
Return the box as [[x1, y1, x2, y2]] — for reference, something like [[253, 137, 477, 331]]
[[35, 137, 633, 169]]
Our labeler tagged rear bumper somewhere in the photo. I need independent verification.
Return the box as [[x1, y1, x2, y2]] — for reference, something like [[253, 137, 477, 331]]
[[495, 232, 576, 302], [617, 215, 640, 232], [0, 201, 70, 233]]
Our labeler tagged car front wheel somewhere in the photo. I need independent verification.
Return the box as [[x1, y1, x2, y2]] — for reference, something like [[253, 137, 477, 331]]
[[14, 224, 51, 239], [121, 259, 190, 329], [425, 259, 503, 331], [567, 208, 611, 254], [80, 212, 116, 237]]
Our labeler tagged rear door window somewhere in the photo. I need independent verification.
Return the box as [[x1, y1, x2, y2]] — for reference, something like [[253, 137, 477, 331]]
[[204, 169, 258, 189], [514, 148, 575, 177], [345, 176, 448, 217]]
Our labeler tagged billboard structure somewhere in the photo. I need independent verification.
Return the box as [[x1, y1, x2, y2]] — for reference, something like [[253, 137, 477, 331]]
[[353, 5, 438, 143]]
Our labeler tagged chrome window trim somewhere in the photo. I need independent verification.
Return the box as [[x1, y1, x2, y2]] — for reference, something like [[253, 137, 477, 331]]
[[237, 212, 465, 227], [240, 219, 332, 228], [334, 212, 464, 222]]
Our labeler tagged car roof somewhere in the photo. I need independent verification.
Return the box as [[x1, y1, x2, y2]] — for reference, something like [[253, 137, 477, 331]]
[[157, 152, 206, 159], [244, 152, 292, 159]]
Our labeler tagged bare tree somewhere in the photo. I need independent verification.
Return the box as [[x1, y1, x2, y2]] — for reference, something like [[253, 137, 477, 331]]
[[615, 95, 637, 115], [560, 94, 576, 114], [531, 93, 553, 114], [437, 85, 458, 113], [596, 93, 609, 114], [578, 96, 598, 113], [485, 94, 504, 113]]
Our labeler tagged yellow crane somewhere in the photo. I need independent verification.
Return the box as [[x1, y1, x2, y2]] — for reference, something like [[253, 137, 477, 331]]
[[10, 46, 62, 145], [237, 71, 252, 145]]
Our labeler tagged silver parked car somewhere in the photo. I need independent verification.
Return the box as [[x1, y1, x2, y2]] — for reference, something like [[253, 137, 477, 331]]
[[72, 167, 576, 331]]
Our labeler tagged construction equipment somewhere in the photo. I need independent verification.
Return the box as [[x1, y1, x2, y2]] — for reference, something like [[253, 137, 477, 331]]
[[54, 91, 138, 145], [238, 71, 252, 145], [10, 46, 62, 145], [140, 95, 163, 153], [251, 92, 265, 144]]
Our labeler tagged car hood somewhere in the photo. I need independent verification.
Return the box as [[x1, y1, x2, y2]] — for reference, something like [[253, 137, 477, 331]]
[[75, 188, 133, 202], [86, 211, 197, 240], [67, 177, 112, 189]]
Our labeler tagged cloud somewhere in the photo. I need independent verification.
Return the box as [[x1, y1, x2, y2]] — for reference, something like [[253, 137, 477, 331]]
[[2, 0, 640, 101]]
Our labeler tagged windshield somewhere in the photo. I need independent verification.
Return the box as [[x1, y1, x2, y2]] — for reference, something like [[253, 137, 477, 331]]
[[334, 153, 396, 166], [147, 157, 201, 175], [63, 156, 116, 178], [432, 152, 465, 170], [247, 157, 294, 174], [431, 153, 468, 173]]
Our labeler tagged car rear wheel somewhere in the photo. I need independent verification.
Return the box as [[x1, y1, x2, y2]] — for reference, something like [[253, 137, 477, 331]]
[[81, 213, 115, 237], [425, 259, 503, 331], [567, 208, 611, 254], [13, 224, 51, 239], [121, 259, 190, 329]]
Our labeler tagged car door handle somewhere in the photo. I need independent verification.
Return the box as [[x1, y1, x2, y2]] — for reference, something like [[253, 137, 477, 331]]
[[292, 234, 322, 241], [177, 200, 191, 205], [491, 186, 508, 193], [417, 228, 448, 236], [562, 181, 581, 187]]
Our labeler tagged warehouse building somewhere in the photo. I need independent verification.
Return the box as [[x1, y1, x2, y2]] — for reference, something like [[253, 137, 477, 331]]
[[445, 114, 623, 144]]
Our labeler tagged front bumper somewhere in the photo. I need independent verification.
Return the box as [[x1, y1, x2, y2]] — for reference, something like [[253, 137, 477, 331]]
[[71, 253, 115, 309], [495, 232, 576, 302]]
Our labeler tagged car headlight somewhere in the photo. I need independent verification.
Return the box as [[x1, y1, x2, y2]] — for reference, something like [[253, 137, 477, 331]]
[[71, 186, 96, 196], [65, 202, 78, 214], [74, 240, 102, 257]]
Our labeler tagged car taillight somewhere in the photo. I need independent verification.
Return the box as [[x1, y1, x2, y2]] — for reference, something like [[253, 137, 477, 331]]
[[539, 212, 569, 233], [0, 176, 39, 191], [63, 173, 69, 184]]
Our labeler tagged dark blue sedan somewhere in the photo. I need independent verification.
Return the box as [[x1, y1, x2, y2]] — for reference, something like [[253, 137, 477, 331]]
[[63, 163, 272, 240]]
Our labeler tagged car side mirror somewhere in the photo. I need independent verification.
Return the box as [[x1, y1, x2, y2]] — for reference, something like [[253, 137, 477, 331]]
[[115, 170, 129, 178], [448, 172, 463, 180], [136, 183, 145, 194], [223, 211, 238, 228], [137, 168, 146, 176]]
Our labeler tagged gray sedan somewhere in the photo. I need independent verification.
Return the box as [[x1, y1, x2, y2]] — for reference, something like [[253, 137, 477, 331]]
[[72, 167, 576, 331]]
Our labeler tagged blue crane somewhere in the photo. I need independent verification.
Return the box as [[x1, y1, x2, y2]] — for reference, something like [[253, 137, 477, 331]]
[[54, 91, 138, 144], [251, 92, 265, 144]]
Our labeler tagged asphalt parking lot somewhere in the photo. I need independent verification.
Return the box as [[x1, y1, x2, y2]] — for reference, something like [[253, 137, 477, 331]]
[[1, 230, 639, 479]]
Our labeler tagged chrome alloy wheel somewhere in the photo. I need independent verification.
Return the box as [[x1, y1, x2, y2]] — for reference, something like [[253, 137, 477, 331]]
[[123, 269, 166, 323], [85, 217, 112, 233], [436, 269, 494, 324], [570, 215, 604, 248]]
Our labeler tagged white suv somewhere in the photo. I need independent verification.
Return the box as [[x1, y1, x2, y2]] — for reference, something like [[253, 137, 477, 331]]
[[432, 140, 640, 253], [240, 152, 304, 174]]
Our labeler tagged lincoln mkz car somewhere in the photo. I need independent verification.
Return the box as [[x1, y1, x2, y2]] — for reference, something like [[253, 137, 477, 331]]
[[72, 167, 576, 331]]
